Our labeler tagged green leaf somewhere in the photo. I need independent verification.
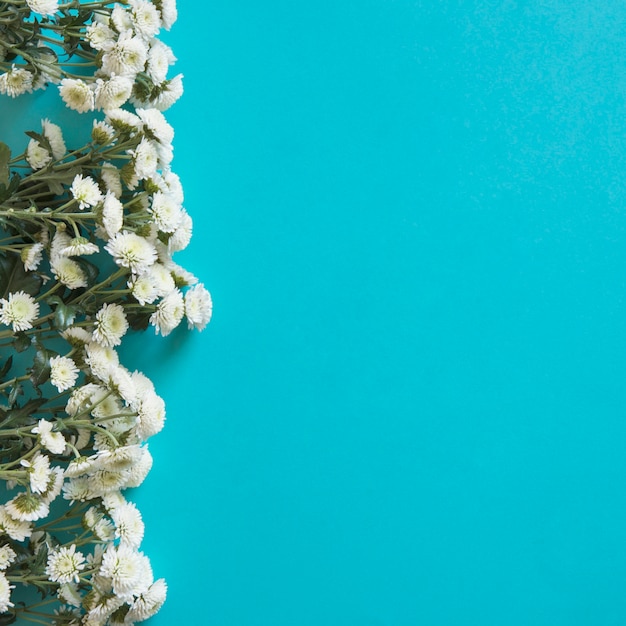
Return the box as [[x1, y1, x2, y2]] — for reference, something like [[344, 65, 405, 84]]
[[0, 253, 43, 298], [12, 332, 31, 353], [0, 356, 12, 381], [7, 383, 22, 408], [75, 257, 99, 288], [29, 348, 50, 388], [0, 142, 10, 187], [54, 302, 77, 330], [0, 398, 46, 430]]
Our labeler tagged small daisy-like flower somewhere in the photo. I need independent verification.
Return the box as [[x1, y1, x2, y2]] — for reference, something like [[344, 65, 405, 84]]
[[129, 273, 158, 305], [70, 174, 103, 210], [49, 355, 79, 392], [111, 501, 144, 549], [99, 545, 151, 600], [130, 0, 162, 38], [124, 446, 153, 487], [92, 119, 116, 145], [85, 342, 120, 380], [46, 544, 86, 584], [0, 546, 16, 571], [111, 4, 134, 31], [149, 288, 184, 336], [86, 21, 116, 51], [184, 283, 213, 331], [129, 137, 159, 180], [168, 209, 193, 252], [40, 466, 64, 505], [106, 365, 137, 406], [101, 31, 149, 77], [104, 231, 157, 274], [147, 73, 183, 111], [20, 453, 51, 494], [105, 108, 141, 132], [154, 0, 177, 29], [0, 290, 39, 332], [62, 326, 93, 346], [146, 39, 176, 83], [101, 164, 123, 198], [58, 78, 95, 113], [5, 492, 49, 522], [25, 0, 58, 15], [0, 65, 34, 97], [137, 107, 174, 145], [134, 391, 166, 441], [94, 74, 134, 111], [0, 572, 14, 613], [148, 191, 181, 233], [60, 236, 99, 257], [20, 242, 44, 271], [26, 138, 52, 170], [51, 256, 88, 290], [0, 506, 32, 542], [32, 419, 67, 454], [42, 119, 66, 159], [93, 303, 129, 347], [126, 578, 167, 622], [146, 262, 175, 297]]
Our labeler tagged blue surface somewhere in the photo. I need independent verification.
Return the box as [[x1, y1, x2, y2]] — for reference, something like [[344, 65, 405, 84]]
[[4, 1, 626, 624]]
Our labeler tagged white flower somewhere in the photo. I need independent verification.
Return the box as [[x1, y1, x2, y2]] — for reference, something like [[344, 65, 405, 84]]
[[126, 579, 167, 622], [46, 545, 86, 584], [59, 78, 95, 113], [70, 174, 103, 210], [20, 452, 51, 494], [102, 31, 148, 77], [92, 119, 116, 145], [21, 242, 44, 271], [148, 73, 183, 110], [50, 355, 79, 392], [25, 0, 58, 15], [99, 545, 151, 600], [100, 164, 123, 198], [129, 273, 158, 305], [60, 236, 99, 257], [185, 283, 213, 331], [86, 21, 116, 51], [163, 169, 184, 203], [85, 342, 120, 381], [130, 0, 162, 39], [105, 108, 141, 131], [105, 231, 157, 274], [5, 492, 49, 522], [111, 501, 144, 548], [124, 446, 153, 487], [155, 0, 177, 29], [0, 546, 16, 571], [51, 256, 88, 290], [106, 365, 137, 406], [134, 393, 165, 440], [87, 469, 129, 496], [0, 65, 34, 98], [50, 230, 72, 260], [57, 581, 83, 608], [32, 419, 67, 454], [40, 466, 64, 504], [93, 302, 129, 347], [0, 506, 32, 541], [146, 39, 176, 83], [62, 476, 93, 502], [65, 382, 104, 416], [146, 262, 174, 296], [42, 118, 66, 159], [168, 261, 198, 287], [26, 138, 52, 170], [0, 572, 14, 613], [0, 290, 39, 332], [137, 107, 174, 145], [95, 74, 134, 111], [62, 326, 93, 346], [148, 191, 181, 233], [150, 288, 184, 336], [111, 5, 134, 32], [65, 455, 98, 479], [168, 209, 193, 253], [129, 137, 159, 180]]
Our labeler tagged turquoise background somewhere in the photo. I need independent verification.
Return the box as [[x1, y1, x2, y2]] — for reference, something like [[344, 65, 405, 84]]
[[4, 1, 626, 624]]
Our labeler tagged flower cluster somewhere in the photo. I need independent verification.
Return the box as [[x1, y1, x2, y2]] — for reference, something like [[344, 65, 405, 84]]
[[0, 1, 211, 624]]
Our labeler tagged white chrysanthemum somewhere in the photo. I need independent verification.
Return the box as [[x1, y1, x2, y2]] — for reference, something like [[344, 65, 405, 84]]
[[90, 389, 123, 422], [146, 262, 175, 297], [105, 107, 141, 132], [0, 506, 32, 541], [100, 164, 123, 198], [137, 107, 174, 145], [185, 283, 213, 331], [126, 578, 167, 622], [92, 119, 116, 145], [105, 231, 157, 274], [148, 73, 183, 110], [95, 74, 134, 111], [149, 288, 184, 336], [124, 446, 153, 487], [148, 191, 181, 233], [60, 236, 99, 257], [46, 545, 86, 584], [85, 590, 125, 622], [59, 78, 95, 113], [100, 545, 151, 600], [85, 342, 120, 381], [102, 31, 148, 77], [111, 4, 134, 32], [111, 501, 144, 548], [93, 302, 129, 347], [0, 572, 14, 613], [20, 452, 51, 494], [88, 469, 129, 496], [5, 492, 49, 522], [155, 0, 177, 29], [65, 455, 98, 479], [86, 21, 116, 51], [0, 65, 34, 97], [106, 365, 137, 406], [20, 242, 44, 271], [70, 174, 103, 210], [50, 229, 72, 260], [134, 392, 165, 440], [129, 273, 158, 305], [41, 466, 64, 504], [146, 39, 175, 83], [25, 0, 58, 15], [130, 0, 162, 38], [168, 209, 193, 252], [32, 419, 66, 454], [163, 169, 184, 203], [0, 546, 16, 571], [50, 355, 79, 392], [42, 119, 66, 159], [168, 260, 198, 287], [51, 256, 88, 289], [129, 137, 159, 180], [62, 476, 93, 502], [0, 290, 39, 332], [65, 382, 104, 416], [26, 138, 52, 170], [62, 326, 93, 346]]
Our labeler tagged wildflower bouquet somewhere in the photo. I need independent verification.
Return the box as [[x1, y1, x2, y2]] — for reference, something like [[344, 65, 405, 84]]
[[0, 0, 212, 623]]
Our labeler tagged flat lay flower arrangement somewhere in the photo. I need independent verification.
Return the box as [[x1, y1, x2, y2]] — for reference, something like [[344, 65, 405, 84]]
[[0, 0, 212, 623]]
